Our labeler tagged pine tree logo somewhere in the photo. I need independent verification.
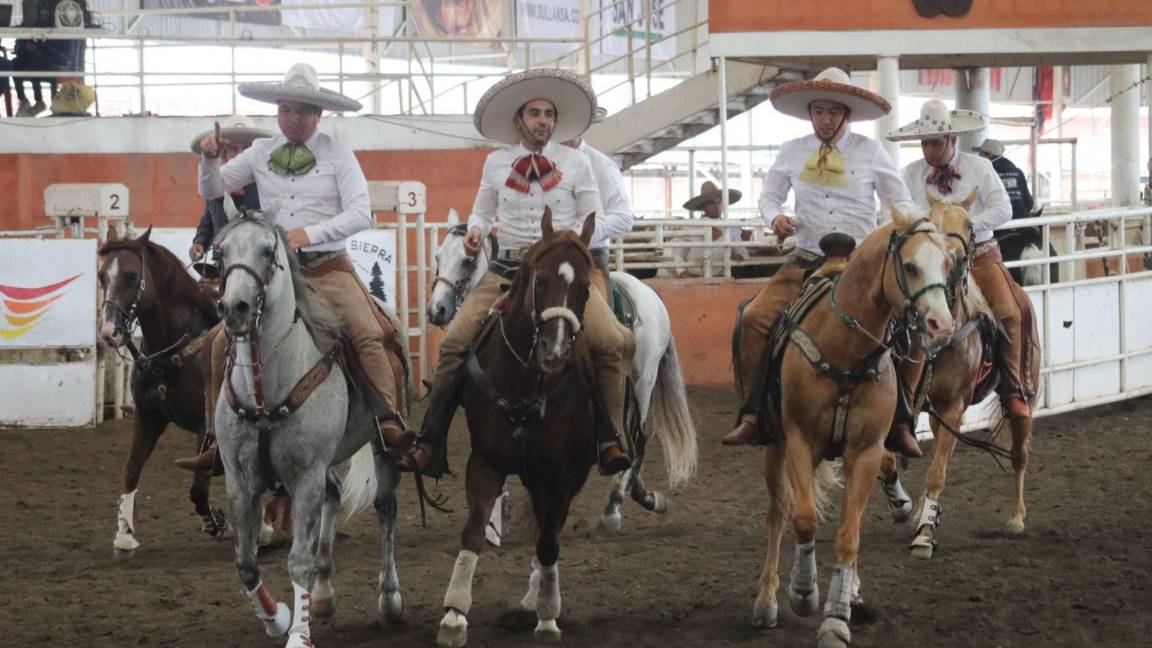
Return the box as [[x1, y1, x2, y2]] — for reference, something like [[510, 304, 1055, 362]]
[[368, 262, 388, 303]]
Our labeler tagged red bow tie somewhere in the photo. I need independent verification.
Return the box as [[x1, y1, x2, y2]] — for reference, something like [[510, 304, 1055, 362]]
[[506, 153, 563, 194], [927, 165, 961, 195]]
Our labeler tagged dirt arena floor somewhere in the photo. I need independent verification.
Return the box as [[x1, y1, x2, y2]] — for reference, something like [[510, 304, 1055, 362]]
[[3, 387, 1150, 648]]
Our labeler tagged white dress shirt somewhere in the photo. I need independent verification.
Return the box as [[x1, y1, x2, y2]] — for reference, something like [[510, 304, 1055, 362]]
[[578, 140, 634, 251], [902, 150, 1012, 243], [674, 225, 749, 278], [467, 140, 604, 251], [758, 132, 915, 255], [199, 130, 372, 253]]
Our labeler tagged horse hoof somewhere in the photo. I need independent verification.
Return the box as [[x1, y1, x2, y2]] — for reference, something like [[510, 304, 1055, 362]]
[[751, 600, 778, 628], [438, 610, 468, 648], [788, 587, 820, 618], [379, 590, 404, 623], [264, 602, 292, 638], [891, 501, 913, 524], [909, 542, 934, 560], [817, 617, 851, 648], [599, 511, 622, 533], [534, 619, 562, 641], [311, 596, 335, 620], [1006, 518, 1025, 535], [650, 491, 668, 514], [112, 547, 136, 562]]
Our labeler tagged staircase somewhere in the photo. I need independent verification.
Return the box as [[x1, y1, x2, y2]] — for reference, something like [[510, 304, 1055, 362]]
[[584, 61, 785, 170]]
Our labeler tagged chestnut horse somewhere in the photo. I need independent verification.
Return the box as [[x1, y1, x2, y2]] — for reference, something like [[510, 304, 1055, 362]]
[[436, 212, 607, 647], [748, 210, 957, 647], [878, 197, 1041, 558]]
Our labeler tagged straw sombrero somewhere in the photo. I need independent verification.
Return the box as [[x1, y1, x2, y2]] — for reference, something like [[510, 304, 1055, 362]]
[[238, 63, 363, 113], [189, 115, 274, 154], [887, 98, 987, 141], [770, 67, 890, 122], [683, 181, 742, 211], [473, 68, 597, 144]]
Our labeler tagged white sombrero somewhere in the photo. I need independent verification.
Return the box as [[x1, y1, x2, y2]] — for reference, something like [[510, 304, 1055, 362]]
[[886, 98, 988, 141], [189, 115, 274, 154], [473, 68, 597, 144], [770, 67, 890, 122], [238, 63, 363, 113]]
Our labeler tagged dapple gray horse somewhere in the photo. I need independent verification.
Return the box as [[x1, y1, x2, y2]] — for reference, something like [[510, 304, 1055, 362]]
[[427, 214, 697, 535], [213, 208, 405, 648]]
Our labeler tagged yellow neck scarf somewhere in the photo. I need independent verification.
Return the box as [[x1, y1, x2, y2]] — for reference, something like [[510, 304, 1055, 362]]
[[798, 143, 847, 186]]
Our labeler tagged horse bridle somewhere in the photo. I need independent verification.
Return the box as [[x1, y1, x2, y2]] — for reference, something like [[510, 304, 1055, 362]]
[[218, 220, 285, 336], [101, 248, 148, 342], [432, 226, 494, 314]]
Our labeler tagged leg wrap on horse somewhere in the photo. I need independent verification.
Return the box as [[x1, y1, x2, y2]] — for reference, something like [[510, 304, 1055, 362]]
[[246, 582, 291, 637], [444, 550, 479, 614], [823, 564, 856, 621], [789, 539, 820, 616]]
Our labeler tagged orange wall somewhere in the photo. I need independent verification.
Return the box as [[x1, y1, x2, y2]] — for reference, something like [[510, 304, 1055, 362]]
[[710, 0, 1152, 32], [0, 149, 490, 231]]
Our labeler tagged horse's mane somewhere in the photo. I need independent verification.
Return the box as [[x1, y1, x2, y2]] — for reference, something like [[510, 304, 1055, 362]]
[[98, 236, 218, 323], [216, 216, 341, 348]]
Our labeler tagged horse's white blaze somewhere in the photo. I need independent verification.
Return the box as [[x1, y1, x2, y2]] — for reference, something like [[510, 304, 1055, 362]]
[[912, 241, 954, 331], [100, 258, 121, 339], [557, 261, 574, 285]]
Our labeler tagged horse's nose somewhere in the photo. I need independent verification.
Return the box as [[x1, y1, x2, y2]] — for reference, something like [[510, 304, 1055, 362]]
[[923, 314, 954, 339], [231, 300, 251, 318], [99, 322, 121, 347]]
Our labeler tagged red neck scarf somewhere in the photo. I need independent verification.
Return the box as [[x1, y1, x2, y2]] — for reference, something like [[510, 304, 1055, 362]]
[[927, 164, 961, 195], [506, 153, 563, 193]]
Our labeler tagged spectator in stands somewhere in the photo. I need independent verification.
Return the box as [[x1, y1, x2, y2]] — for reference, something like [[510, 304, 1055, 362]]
[[186, 115, 272, 264], [973, 138, 1034, 219], [671, 181, 748, 278], [12, 1, 90, 116]]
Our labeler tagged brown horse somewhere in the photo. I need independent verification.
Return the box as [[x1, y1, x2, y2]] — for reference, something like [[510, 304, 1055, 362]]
[[436, 211, 604, 647], [878, 196, 1041, 559], [98, 227, 223, 559], [749, 210, 957, 647]]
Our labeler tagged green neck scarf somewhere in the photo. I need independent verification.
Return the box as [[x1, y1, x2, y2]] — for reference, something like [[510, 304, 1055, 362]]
[[268, 142, 316, 176]]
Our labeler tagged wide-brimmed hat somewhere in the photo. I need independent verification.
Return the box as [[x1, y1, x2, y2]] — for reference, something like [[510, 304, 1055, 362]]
[[238, 63, 363, 113], [473, 68, 597, 144], [683, 181, 742, 211], [972, 138, 1005, 157], [887, 98, 987, 141], [189, 115, 274, 154], [770, 67, 890, 122]]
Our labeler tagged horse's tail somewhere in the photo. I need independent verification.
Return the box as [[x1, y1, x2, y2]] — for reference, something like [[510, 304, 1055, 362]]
[[340, 443, 377, 521], [1020, 244, 1046, 287], [648, 336, 698, 487], [781, 459, 843, 523]]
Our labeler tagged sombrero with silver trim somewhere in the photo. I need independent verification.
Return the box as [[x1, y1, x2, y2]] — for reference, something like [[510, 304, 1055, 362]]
[[189, 114, 274, 154], [238, 63, 362, 113], [473, 68, 597, 144], [683, 181, 742, 211], [886, 98, 987, 141], [770, 67, 890, 122]]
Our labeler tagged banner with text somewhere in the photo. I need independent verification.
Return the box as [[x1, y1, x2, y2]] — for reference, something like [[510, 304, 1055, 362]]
[[598, 0, 676, 60]]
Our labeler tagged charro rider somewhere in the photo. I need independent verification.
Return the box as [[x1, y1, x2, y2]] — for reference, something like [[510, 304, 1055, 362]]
[[888, 98, 1037, 425], [175, 63, 412, 473], [403, 68, 631, 477], [723, 67, 923, 458]]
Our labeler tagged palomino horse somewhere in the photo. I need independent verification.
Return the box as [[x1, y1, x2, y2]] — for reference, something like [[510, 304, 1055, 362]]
[[437, 212, 615, 647], [748, 211, 957, 647], [427, 220, 697, 534], [213, 211, 407, 648], [878, 197, 1041, 559], [98, 227, 226, 559]]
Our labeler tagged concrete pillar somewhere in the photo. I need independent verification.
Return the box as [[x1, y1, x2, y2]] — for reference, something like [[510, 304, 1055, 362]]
[[1109, 64, 1141, 207], [953, 67, 990, 152], [874, 56, 901, 164], [1146, 55, 1152, 205]]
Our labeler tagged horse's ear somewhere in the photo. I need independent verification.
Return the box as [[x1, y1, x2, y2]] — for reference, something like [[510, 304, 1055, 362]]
[[541, 205, 554, 239], [138, 226, 153, 243], [579, 212, 596, 247], [446, 208, 460, 226], [222, 194, 243, 222], [960, 186, 979, 210], [925, 189, 940, 207], [105, 223, 120, 242], [261, 199, 282, 223], [891, 204, 913, 229]]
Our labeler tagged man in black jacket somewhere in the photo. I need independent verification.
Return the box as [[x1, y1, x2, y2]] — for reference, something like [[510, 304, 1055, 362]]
[[974, 138, 1034, 219]]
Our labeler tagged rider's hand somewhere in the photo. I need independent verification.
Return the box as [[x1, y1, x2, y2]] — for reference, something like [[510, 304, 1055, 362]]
[[189, 243, 205, 261], [199, 121, 229, 160], [771, 214, 795, 242], [463, 226, 483, 257], [286, 228, 311, 252]]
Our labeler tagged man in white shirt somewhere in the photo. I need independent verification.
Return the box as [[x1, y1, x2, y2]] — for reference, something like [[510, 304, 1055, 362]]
[[179, 63, 413, 474], [723, 67, 923, 458], [889, 99, 1038, 422], [675, 181, 748, 278], [404, 68, 630, 478], [561, 113, 633, 294]]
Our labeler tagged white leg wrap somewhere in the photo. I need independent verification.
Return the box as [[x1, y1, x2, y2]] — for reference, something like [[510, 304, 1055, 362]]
[[535, 562, 561, 621], [918, 498, 942, 530], [290, 581, 311, 635], [520, 557, 541, 610], [486, 492, 507, 547], [823, 564, 855, 621], [788, 540, 820, 616], [443, 550, 478, 614], [114, 490, 141, 551], [246, 582, 291, 637], [880, 475, 913, 520]]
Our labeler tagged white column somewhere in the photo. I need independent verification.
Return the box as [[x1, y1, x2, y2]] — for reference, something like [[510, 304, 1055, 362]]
[[364, 5, 382, 114], [874, 56, 901, 163], [719, 57, 730, 219], [1110, 64, 1141, 207], [953, 67, 990, 152], [1146, 55, 1152, 204]]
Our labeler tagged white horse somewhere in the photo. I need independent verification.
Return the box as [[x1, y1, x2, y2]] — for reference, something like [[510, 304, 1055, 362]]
[[213, 209, 406, 648], [427, 213, 697, 534]]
